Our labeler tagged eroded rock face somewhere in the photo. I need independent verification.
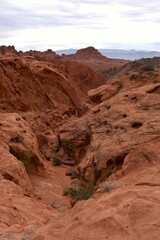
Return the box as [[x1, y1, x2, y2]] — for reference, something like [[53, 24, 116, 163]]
[[0, 113, 45, 174], [31, 181, 160, 240], [0, 54, 79, 113], [56, 82, 160, 185], [0, 50, 106, 115], [0, 112, 58, 237], [31, 80, 160, 240]]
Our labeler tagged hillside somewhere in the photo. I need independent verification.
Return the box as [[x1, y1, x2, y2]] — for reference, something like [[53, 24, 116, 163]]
[[61, 46, 128, 80]]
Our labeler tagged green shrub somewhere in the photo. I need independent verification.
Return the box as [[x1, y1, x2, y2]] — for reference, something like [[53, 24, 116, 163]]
[[141, 65, 154, 72], [130, 73, 137, 79], [97, 69, 108, 78], [63, 183, 94, 201], [20, 151, 32, 170], [97, 67, 116, 78], [10, 147, 32, 170]]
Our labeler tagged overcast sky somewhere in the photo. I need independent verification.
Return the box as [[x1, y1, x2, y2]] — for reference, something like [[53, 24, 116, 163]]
[[0, 0, 160, 51]]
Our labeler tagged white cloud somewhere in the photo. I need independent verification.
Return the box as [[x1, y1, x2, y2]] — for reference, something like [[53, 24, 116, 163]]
[[0, 0, 160, 50]]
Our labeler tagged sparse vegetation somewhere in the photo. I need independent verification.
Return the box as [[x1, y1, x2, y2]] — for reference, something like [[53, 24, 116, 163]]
[[99, 180, 117, 192], [10, 147, 32, 170], [141, 64, 154, 72], [97, 67, 117, 78], [21, 151, 32, 170], [63, 182, 94, 201], [130, 73, 138, 79]]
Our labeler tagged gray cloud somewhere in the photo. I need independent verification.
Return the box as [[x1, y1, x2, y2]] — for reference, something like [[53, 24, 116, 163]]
[[0, 0, 160, 50], [115, 0, 160, 23], [1, 0, 159, 31], [0, 0, 105, 31]]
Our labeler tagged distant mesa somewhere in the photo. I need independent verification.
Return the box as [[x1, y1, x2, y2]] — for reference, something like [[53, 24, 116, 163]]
[[64, 46, 108, 61], [75, 46, 108, 60], [56, 47, 160, 60]]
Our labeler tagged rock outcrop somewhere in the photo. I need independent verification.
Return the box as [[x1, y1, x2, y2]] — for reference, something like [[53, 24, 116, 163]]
[[62, 46, 128, 75], [57, 81, 160, 183], [67, 46, 108, 61], [0, 45, 17, 55], [0, 112, 59, 238], [0, 50, 105, 114]]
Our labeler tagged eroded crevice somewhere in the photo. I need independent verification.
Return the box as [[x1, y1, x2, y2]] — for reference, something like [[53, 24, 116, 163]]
[[2, 173, 19, 185], [131, 122, 143, 129], [2, 173, 14, 181], [80, 152, 129, 185], [59, 126, 92, 165], [102, 152, 128, 179], [9, 146, 42, 174]]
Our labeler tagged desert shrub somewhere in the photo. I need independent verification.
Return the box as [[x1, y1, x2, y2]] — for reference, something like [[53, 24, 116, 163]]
[[141, 64, 154, 72], [10, 147, 32, 170], [63, 183, 94, 201], [97, 67, 116, 78], [130, 73, 137, 79], [20, 151, 32, 170], [97, 69, 108, 78], [99, 180, 117, 192]]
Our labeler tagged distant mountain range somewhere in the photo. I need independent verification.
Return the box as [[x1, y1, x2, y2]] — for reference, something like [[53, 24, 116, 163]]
[[56, 49, 160, 60]]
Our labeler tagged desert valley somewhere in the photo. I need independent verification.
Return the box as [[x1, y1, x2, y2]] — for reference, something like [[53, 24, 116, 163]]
[[0, 45, 160, 240]]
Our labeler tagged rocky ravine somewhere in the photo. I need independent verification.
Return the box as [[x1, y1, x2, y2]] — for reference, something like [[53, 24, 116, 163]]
[[0, 47, 160, 240], [31, 65, 160, 240]]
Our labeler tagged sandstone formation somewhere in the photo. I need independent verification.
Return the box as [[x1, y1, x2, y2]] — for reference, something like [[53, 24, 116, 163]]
[[58, 82, 160, 183], [64, 46, 108, 61], [0, 112, 59, 239], [0, 45, 17, 55], [0, 49, 105, 114], [62, 46, 128, 75], [31, 60, 160, 240]]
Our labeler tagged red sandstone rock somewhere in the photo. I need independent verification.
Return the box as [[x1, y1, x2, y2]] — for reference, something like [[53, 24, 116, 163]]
[[62, 46, 128, 74], [68, 46, 108, 61], [0, 45, 17, 55]]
